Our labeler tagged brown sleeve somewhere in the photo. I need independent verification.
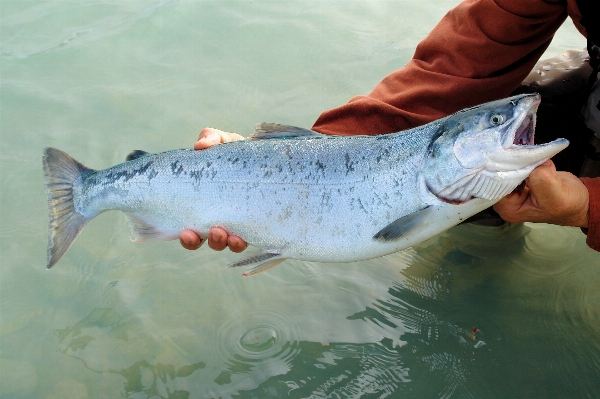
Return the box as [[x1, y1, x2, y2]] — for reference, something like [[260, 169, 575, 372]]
[[311, 0, 568, 135], [580, 178, 600, 252]]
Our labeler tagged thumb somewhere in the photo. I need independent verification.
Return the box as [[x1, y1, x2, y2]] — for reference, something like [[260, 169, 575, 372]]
[[525, 160, 589, 227], [525, 160, 562, 209], [194, 128, 223, 150], [493, 185, 530, 223]]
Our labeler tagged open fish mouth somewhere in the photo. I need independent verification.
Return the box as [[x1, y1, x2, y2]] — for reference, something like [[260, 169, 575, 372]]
[[513, 111, 535, 146], [432, 94, 568, 203], [507, 95, 539, 148], [508, 111, 538, 194], [498, 94, 569, 171]]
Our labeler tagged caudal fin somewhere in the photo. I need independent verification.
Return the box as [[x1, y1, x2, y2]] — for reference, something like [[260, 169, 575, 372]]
[[42, 148, 94, 269]]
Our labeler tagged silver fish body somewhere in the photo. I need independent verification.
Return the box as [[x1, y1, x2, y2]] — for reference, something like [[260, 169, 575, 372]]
[[43, 94, 569, 276]]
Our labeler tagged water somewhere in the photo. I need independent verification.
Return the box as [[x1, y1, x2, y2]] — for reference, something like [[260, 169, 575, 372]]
[[1, 1, 599, 398]]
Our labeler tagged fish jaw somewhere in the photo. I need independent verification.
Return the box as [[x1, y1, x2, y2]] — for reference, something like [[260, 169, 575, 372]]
[[470, 94, 569, 200], [486, 139, 569, 173], [487, 94, 568, 172], [422, 94, 570, 204]]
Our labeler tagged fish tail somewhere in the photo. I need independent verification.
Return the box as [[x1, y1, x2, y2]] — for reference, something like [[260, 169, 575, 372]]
[[42, 148, 94, 269]]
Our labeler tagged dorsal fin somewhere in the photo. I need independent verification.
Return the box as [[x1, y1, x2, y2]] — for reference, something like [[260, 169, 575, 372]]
[[249, 123, 326, 140], [126, 150, 150, 161]]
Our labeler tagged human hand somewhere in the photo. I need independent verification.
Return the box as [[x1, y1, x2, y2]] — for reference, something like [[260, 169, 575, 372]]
[[193, 127, 245, 150], [179, 128, 248, 252], [493, 160, 589, 228], [179, 229, 248, 252]]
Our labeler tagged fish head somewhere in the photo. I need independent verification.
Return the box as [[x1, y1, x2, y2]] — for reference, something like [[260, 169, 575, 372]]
[[422, 94, 569, 204]]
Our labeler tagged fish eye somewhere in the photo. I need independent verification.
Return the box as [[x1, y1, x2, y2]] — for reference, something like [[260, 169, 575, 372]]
[[489, 113, 506, 126]]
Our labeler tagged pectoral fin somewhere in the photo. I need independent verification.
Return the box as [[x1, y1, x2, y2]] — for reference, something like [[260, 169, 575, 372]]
[[373, 206, 434, 242], [228, 251, 286, 277]]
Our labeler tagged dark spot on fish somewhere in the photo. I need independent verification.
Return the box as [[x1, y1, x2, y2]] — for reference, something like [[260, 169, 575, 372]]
[[190, 170, 202, 184], [376, 134, 396, 142], [320, 191, 331, 207], [171, 161, 184, 176], [344, 153, 355, 175], [105, 161, 154, 183], [206, 161, 212, 167], [147, 168, 158, 180], [357, 198, 367, 213]]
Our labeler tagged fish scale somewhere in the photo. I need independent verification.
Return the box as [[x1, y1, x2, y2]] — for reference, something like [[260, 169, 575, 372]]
[[43, 94, 569, 276]]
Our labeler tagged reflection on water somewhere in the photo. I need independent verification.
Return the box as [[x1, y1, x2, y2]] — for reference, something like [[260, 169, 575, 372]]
[[1, 0, 599, 398], [55, 309, 205, 398], [23, 223, 597, 398]]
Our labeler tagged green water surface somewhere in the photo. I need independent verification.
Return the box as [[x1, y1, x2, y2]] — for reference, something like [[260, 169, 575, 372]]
[[1, 1, 599, 398]]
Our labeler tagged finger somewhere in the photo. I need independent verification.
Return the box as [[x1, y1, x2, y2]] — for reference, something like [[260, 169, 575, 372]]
[[528, 166, 589, 226], [493, 186, 531, 223], [194, 128, 245, 150], [525, 161, 563, 209], [194, 128, 224, 150], [179, 230, 204, 250], [208, 227, 229, 251], [495, 184, 530, 209], [227, 235, 248, 253]]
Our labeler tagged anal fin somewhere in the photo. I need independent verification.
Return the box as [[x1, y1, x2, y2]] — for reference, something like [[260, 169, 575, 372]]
[[228, 251, 286, 277]]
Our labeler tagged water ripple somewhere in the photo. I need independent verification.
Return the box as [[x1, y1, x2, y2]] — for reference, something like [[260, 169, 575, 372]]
[[0, 1, 177, 59], [209, 303, 302, 389]]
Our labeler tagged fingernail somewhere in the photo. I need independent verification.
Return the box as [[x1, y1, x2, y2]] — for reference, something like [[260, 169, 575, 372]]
[[210, 232, 221, 244]]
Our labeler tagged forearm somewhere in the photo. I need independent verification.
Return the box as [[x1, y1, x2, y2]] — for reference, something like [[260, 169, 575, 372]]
[[312, 0, 568, 135], [581, 178, 600, 251]]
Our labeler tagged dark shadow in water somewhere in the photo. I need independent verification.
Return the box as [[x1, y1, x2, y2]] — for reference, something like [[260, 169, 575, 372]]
[[234, 226, 600, 398], [54, 307, 205, 399]]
